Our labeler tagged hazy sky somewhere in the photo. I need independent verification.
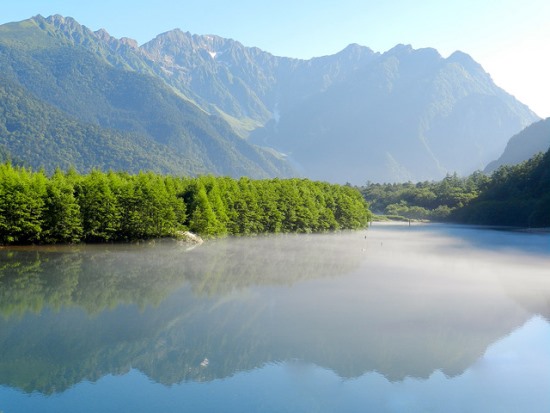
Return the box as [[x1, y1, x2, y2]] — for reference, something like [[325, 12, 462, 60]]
[[3, 0, 549, 118]]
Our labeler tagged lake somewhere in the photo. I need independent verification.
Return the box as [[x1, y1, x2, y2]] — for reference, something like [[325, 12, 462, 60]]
[[1, 223, 549, 412]]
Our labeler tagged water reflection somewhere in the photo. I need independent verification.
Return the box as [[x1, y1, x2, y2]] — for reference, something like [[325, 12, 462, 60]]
[[0, 233, 365, 317], [0, 225, 549, 398]]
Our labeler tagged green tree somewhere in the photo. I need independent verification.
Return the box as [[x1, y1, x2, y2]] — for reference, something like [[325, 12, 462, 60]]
[[188, 185, 225, 237], [42, 169, 83, 243], [76, 170, 120, 242], [0, 163, 46, 244]]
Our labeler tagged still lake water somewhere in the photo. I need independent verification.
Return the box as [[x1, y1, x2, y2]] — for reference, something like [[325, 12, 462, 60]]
[[1, 223, 549, 412]]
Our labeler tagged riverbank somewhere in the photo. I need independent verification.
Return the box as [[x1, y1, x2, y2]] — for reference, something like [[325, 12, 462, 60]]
[[370, 214, 430, 224]]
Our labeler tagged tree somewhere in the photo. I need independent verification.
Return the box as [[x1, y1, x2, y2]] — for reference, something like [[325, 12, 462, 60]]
[[42, 169, 83, 243], [76, 170, 120, 242], [0, 163, 372, 243], [188, 184, 225, 237], [0, 163, 46, 244]]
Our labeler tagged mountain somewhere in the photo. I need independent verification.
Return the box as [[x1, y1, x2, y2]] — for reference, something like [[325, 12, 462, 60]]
[[132, 26, 540, 183], [485, 118, 550, 173], [0, 15, 540, 182], [139, 33, 379, 136], [0, 15, 294, 178], [250, 47, 539, 183], [0, 77, 188, 172]]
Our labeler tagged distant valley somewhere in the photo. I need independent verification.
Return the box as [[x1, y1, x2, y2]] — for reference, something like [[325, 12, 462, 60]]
[[0, 15, 542, 182]]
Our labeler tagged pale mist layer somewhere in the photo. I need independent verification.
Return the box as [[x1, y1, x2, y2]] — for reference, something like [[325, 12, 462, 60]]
[[0, 224, 548, 393]]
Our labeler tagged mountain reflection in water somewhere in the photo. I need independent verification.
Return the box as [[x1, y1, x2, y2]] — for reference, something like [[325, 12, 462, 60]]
[[0, 224, 549, 399]]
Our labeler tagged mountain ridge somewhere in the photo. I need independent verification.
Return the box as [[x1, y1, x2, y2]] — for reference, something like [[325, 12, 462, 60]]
[[485, 118, 550, 173], [0, 15, 541, 182], [0, 15, 294, 178]]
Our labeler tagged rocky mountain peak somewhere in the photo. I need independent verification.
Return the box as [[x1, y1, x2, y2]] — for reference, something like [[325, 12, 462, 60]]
[[336, 43, 377, 61], [92, 28, 139, 50], [32, 15, 139, 52], [43, 14, 85, 33], [447, 50, 484, 73], [93, 28, 112, 42], [385, 43, 414, 56], [120, 37, 139, 49], [146, 28, 192, 47], [145, 29, 246, 56]]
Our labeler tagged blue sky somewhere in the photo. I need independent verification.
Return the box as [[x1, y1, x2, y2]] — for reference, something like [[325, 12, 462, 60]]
[[3, 0, 550, 117]]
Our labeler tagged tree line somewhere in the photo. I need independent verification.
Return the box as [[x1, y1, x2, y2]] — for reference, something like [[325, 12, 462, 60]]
[[361, 171, 490, 220], [450, 150, 550, 227], [361, 148, 550, 227], [0, 163, 371, 245]]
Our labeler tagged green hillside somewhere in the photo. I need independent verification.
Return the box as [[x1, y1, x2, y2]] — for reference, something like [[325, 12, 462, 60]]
[[452, 149, 550, 227], [0, 77, 193, 173], [0, 17, 294, 178]]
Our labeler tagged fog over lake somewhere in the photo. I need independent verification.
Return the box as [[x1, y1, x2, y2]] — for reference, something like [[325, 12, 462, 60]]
[[1, 224, 549, 412]]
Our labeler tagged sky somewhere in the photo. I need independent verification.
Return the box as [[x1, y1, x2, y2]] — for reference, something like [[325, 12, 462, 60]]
[[2, 0, 550, 118]]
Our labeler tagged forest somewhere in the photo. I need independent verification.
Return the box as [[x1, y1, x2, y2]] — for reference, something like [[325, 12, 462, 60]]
[[0, 163, 371, 245], [361, 171, 490, 220], [451, 150, 550, 227], [361, 149, 550, 228]]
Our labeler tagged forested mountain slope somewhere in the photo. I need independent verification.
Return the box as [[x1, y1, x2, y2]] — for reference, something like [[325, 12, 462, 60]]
[[485, 118, 550, 173], [452, 149, 550, 227], [0, 16, 293, 178], [0, 15, 540, 182]]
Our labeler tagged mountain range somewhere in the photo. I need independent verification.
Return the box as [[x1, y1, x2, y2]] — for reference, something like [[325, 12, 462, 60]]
[[0, 15, 541, 182], [0, 15, 293, 178]]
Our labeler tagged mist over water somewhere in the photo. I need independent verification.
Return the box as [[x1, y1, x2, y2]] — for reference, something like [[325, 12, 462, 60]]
[[0, 223, 549, 412]]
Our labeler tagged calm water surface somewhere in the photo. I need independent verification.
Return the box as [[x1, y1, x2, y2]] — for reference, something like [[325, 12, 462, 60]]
[[1, 223, 549, 412]]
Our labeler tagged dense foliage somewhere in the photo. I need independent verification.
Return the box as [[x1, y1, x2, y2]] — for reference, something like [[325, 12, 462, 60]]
[[0, 164, 371, 244], [361, 172, 490, 220], [361, 149, 550, 228], [0, 76, 187, 174], [451, 150, 550, 227]]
